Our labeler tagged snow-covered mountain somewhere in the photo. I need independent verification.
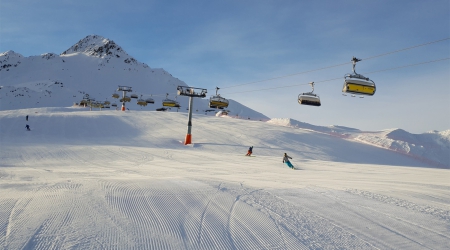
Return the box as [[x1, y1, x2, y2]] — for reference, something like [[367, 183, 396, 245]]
[[1, 35, 448, 167], [268, 118, 450, 168], [0, 35, 268, 119]]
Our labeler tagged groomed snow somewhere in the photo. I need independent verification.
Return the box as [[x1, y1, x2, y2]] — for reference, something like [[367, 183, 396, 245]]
[[0, 108, 449, 249]]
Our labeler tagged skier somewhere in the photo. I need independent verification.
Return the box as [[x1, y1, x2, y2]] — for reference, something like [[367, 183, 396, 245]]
[[26, 115, 28, 121], [25, 124, 30, 131], [282, 153, 294, 169], [245, 146, 253, 156]]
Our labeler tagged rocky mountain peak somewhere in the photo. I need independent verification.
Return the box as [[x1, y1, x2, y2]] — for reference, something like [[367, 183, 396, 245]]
[[0, 50, 24, 68], [0, 50, 23, 58], [60, 35, 126, 58]]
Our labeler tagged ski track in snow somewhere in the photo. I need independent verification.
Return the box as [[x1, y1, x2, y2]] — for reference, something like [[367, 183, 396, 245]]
[[0, 109, 449, 249]]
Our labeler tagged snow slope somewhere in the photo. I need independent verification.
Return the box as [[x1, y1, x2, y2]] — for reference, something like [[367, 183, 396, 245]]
[[268, 118, 449, 168], [0, 108, 449, 249], [0, 35, 268, 120]]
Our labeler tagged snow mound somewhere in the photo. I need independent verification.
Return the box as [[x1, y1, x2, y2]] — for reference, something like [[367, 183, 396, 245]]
[[267, 118, 359, 134], [385, 128, 450, 148], [267, 118, 322, 131], [329, 125, 360, 132], [352, 129, 449, 168], [268, 119, 449, 168]]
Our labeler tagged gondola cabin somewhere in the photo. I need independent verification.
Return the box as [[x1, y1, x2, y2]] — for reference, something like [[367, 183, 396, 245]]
[[298, 93, 321, 106]]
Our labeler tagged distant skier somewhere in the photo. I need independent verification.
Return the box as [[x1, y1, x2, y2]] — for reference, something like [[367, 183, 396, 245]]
[[283, 153, 294, 169], [25, 124, 30, 131], [246, 146, 253, 156], [26, 115, 28, 121]]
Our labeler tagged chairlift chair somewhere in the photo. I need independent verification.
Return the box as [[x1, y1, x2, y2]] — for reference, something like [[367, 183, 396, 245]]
[[162, 93, 180, 107], [91, 101, 102, 108], [298, 82, 321, 106], [209, 87, 229, 109], [120, 95, 131, 102], [137, 95, 147, 106], [174, 95, 181, 108], [103, 99, 111, 108], [80, 94, 91, 105], [145, 96, 155, 104], [342, 57, 376, 96]]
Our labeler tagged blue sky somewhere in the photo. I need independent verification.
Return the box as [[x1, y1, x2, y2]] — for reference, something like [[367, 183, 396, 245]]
[[1, 0, 449, 133]]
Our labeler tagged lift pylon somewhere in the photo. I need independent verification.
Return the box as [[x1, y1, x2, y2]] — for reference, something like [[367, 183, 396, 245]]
[[177, 86, 207, 145], [117, 86, 133, 111]]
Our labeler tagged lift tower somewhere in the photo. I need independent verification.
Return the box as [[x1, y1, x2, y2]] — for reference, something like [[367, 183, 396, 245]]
[[117, 86, 133, 111], [177, 86, 207, 145]]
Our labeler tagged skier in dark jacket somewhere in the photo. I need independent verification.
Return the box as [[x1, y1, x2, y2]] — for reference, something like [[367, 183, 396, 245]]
[[246, 146, 253, 156], [26, 124, 30, 131], [26, 115, 28, 121], [283, 153, 294, 169]]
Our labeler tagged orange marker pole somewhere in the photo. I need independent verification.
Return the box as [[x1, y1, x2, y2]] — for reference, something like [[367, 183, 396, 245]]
[[185, 134, 192, 145]]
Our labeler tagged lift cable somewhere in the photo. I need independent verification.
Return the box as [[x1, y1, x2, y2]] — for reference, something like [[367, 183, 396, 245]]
[[220, 57, 450, 95], [132, 38, 449, 98], [217, 37, 450, 91], [361, 37, 450, 61]]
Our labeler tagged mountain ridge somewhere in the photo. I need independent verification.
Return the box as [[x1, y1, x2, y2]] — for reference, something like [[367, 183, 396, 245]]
[[267, 118, 449, 168], [0, 35, 269, 120]]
